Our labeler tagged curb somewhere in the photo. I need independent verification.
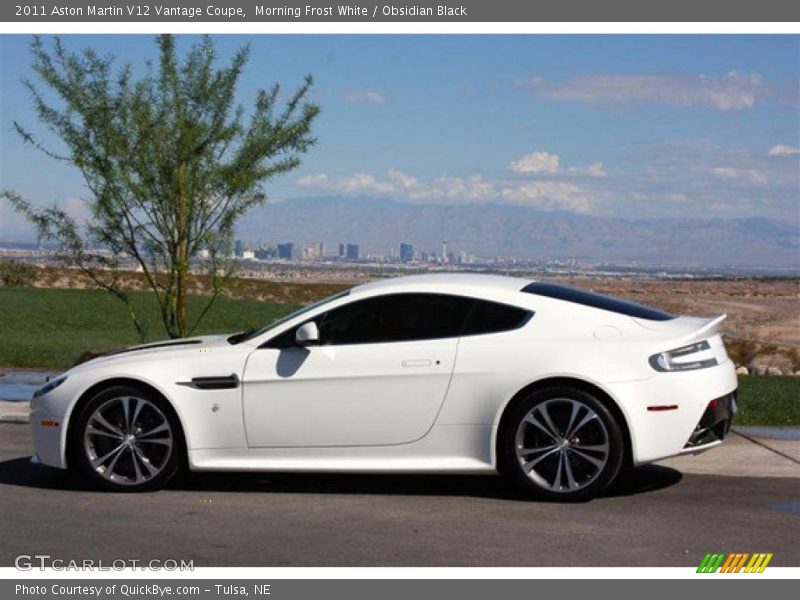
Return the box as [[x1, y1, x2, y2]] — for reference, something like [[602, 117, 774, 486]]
[[0, 413, 29, 424], [733, 430, 800, 466], [734, 426, 800, 441], [0, 400, 30, 424]]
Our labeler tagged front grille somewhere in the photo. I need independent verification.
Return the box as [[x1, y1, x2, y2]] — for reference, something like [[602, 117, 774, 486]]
[[684, 392, 736, 448]]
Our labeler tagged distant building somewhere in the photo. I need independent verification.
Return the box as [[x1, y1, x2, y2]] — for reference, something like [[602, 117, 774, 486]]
[[242, 250, 255, 260], [276, 242, 294, 260], [254, 247, 274, 260], [338, 243, 345, 258], [345, 243, 360, 261], [234, 239, 245, 258], [400, 243, 414, 263], [308, 241, 324, 258], [302, 243, 324, 260]]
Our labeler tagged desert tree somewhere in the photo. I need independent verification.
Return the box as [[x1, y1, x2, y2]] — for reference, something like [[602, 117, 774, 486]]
[[2, 35, 319, 339]]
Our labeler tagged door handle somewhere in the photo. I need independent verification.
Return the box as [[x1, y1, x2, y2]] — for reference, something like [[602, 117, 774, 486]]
[[401, 359, 433, 367]]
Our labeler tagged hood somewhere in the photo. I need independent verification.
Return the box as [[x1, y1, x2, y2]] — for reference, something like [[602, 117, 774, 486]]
[[71, 334, 233, 370]]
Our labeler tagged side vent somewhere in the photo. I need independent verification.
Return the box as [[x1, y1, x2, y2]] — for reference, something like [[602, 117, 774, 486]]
[[177, 374, 240, 390]]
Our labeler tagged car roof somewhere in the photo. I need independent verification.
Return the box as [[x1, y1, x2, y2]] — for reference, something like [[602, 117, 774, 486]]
[[349, 274, 676, 323], [350, 273, 533, 296]]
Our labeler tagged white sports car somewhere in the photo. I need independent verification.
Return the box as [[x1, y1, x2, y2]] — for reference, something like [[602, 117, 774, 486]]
[[30, 274, 737, 500]]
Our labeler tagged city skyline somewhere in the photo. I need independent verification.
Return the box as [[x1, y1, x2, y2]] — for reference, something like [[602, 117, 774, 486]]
[[233, 238, 455, 265], [1, 34, 798, 243]]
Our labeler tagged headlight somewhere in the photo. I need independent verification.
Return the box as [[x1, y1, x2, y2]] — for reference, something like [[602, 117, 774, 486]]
[[649, 340, 718, 372], [32, 375, 68, 399]]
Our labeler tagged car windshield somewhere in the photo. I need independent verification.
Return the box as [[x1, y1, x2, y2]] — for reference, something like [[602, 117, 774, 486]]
[[227, 290, 350, 344]]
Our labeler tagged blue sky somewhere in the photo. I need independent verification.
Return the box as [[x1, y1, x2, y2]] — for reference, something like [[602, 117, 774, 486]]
[[1, 35, 798, 240]]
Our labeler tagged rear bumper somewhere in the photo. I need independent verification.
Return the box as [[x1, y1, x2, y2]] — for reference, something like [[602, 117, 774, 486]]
[[680, 391, 736, 454], [607, 360, 737, 465]]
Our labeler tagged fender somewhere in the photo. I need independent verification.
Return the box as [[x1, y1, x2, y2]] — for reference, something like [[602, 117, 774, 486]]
[[488, 373, 636, 468]]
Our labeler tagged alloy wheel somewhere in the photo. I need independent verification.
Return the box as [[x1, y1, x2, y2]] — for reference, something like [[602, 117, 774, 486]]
[[514, 398, 610, 493], [83, 396, 174, 486]]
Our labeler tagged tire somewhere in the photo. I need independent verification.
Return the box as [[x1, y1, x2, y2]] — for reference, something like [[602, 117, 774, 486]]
[[72, 385, 183, 492], [498, 386, 624, 501]]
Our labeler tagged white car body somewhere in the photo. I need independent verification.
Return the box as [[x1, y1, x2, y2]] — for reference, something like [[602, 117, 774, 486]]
[[30, 274, 737, 482]]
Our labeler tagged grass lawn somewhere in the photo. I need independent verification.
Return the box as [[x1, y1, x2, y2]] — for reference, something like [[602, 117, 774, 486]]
[[735, 375, 800, 427], [0, 287, 298, 369], [0, 286, 797, 426]]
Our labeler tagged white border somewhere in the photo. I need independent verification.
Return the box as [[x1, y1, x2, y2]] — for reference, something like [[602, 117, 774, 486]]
[[0, 22, 799, 34], [0, 17, 797, 581], [3, 566, 800, 579]]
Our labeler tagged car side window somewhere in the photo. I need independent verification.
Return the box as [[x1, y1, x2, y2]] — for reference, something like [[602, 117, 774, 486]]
[[462, 300, 532, 336], [319, 293, 474, 345], [263, 324, 304, 349], [262, 294, 531, 349]]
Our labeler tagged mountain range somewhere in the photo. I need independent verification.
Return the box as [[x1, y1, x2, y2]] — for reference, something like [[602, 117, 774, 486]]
[[237, 197, 799, 270]]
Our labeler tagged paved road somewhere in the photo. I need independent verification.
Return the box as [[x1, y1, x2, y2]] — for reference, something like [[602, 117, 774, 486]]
[[0, 423, 797, 567]]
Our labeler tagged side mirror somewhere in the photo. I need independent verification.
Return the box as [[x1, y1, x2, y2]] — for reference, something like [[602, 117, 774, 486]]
[[295, 321, 320, 347]]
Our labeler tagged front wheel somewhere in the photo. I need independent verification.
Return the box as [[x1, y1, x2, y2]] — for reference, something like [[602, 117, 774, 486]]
[[72, 385, 183, 492], [498, 386, 625, 501]]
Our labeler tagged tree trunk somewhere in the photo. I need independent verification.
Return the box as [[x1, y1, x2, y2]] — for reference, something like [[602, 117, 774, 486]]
[[175, 161, 189, 337]]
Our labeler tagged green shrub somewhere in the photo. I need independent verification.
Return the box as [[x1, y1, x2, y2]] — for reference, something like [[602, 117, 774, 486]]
[[0, 260, 39, 287], [724, 337, 760, 366]]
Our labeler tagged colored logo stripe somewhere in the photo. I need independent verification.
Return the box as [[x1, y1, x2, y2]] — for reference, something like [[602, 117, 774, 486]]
[[697, 553, 726, 573], [697, 552, 773, 573], [745, 553, 773, 573], [720, 553, 749, 573]]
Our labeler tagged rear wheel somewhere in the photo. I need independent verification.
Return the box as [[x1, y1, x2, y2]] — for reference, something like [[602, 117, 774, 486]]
[[498, 386, 624, 501], [73, 385, 183, 492]]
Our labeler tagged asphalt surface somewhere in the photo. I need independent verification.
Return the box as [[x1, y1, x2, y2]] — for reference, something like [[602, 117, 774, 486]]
[[0, 423, 797, 567]]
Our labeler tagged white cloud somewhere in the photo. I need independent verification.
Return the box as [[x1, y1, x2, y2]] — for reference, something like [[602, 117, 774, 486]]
[[427, 175, 496, 201], [518, 71, 768, 111], [508, 151, 606, 178], [508, 151, 560, 174], [501, 181, 591, 213], [295, 137, 798, 221], [768, 144, 800, 157], [296, 168, 593, 212], [297, 171, 396, 195], [387, 168, 420, 191], [345, 90, 387, 105], [566, 161, 607, 178], [298, 169, 497, 202], [295, 173, 331, 188], [710, 167, 768, 186]]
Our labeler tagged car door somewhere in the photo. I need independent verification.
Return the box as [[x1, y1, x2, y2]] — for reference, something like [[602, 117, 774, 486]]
[[242, 293, 474, 447]]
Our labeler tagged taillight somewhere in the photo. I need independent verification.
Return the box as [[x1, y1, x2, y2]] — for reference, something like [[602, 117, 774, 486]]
[[649, 340, 718, 372]]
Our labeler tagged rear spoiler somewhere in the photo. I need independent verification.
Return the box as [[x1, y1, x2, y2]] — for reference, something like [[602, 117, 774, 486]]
[[633, 313, 727, 345], [672, 314, 728, 346], [693, 314, 727, 339]]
